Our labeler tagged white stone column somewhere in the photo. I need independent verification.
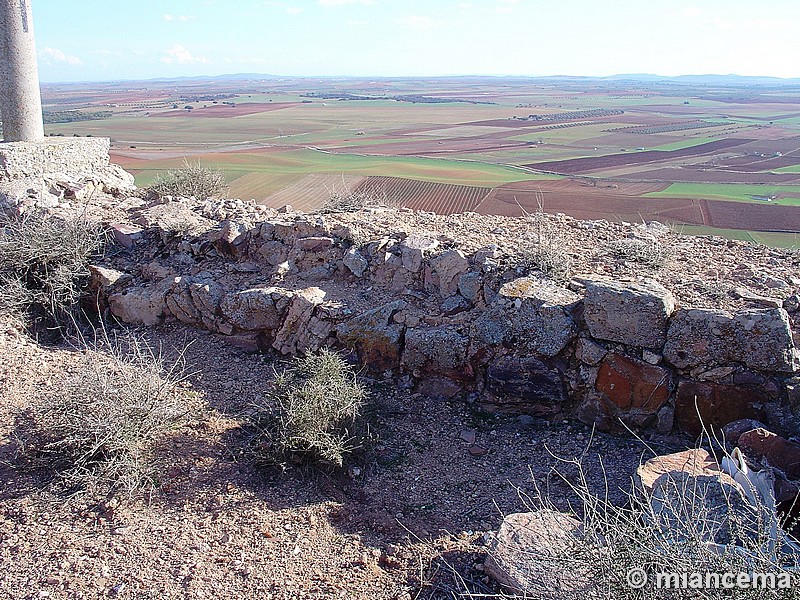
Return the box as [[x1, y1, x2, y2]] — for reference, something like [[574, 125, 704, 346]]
[[0, 0, 44, 142]]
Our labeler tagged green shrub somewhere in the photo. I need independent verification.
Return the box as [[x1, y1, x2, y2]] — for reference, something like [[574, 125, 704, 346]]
[[148, 161, 227, 199], [13, 334, 194, 494], [249, 349, 368, 469], [0, 211, 105, 329]]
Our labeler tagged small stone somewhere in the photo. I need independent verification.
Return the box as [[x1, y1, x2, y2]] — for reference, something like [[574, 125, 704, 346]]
[[468, 445, 488, 456], [460, 430, 477, 444]]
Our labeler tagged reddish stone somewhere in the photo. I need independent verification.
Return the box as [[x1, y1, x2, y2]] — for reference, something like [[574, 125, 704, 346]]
[[111, 223, 143, 248], [739, 428, 800, 480], [674, 381, 767, 436], [595, 353, 671, 413]]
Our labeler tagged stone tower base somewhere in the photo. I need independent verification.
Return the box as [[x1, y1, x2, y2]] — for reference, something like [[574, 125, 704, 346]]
[[0, 137, 135, 211]]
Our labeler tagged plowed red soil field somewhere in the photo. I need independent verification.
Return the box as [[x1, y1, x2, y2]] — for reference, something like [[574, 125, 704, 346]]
[[355, 176, 492, 214], [524, 139, 753, 174], [474, 184, 800, 232]]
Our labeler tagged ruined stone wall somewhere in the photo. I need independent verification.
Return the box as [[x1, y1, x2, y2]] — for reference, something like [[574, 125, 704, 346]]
[[98, 209, 800, 438]]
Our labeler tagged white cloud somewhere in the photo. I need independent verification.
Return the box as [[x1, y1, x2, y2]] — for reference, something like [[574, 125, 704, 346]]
[[40, 47, 83, 66], [287, 6, 303, 14], [679, 6, 703, 17], [396, 15, 434, 29], [318, 0, 375, 6], [163, 14, 193, 22], [160, 44, 210, 65]]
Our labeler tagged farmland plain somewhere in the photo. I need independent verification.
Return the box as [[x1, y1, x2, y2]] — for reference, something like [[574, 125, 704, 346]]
[[40, 75, 800, 245]]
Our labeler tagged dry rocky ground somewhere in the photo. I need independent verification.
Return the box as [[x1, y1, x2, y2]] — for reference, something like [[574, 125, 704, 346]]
[[2, 186, 800, 599], [0, 316, 670, 600]]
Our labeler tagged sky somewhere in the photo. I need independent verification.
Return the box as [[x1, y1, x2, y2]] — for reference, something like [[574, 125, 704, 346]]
[[30, 0, 800, 82]]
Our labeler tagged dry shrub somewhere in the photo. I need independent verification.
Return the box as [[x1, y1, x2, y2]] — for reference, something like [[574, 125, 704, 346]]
[[607, 237, 672, 269], [0, 210, 105, 329], [148, 161, 227, 199], [479, 441, 800, 600], [318, 188, 402, 214], [248, 349, 368, 469], [13, 334, 195, 495], [515, 196, 572, 282]]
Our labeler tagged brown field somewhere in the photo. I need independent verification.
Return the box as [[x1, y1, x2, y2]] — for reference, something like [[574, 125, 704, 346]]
[[475, 184, 800, 232], [152, 102, 300, 118], [525, 139, 753, 173], [354, 176, 492, 214], [327, 137, 530, 156], [258, 174, 368, 211]]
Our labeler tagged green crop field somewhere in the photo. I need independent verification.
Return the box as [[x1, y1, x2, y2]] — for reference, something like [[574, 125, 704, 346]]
[[645, 182, 800, 205]]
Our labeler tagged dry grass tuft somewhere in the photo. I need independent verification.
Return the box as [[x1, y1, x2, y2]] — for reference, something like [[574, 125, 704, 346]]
[[317, 188, 402, 214], [606, 237, 673, 269], [13, 333, 196, 495], [0, 210, 106, 329]]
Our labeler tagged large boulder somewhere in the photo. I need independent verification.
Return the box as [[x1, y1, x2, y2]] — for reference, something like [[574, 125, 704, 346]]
[[583, 279, 676, 349], [400, 234, 439, 273], [428, 249, 469, 297], [664, 307, 798, 373], [484, 510, 593, 597], [636, 449, 766, 547], [500, 277, 579, 357], [336, 301, 406, 370], [108, 281, 170, 326]]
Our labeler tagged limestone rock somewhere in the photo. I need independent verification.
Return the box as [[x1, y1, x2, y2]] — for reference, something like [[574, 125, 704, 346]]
[[336, 300, 406, 369], [220, 287, 289, 331], [575, 337, 607, 366], [458, 271, 483, 303], [400, 234, 439, 273], [88, 265, 130, 289], [484, 510, 593, 597], [583, 278, 676, 349], [429, 249, 469, 297], [595, 353, 671, 414], [500, 277, 579, 357], [273, 287, 327, 355], [343, 247, 369, 277], [108, 282, 169, 326], [664, 307, 797, 373], [402, 326, 469, 376]]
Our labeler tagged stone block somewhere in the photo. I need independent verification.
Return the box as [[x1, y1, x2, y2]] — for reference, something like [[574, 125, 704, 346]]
[[583, 278, 675, 349], [595, 353, 671, 413], [664, 307, 797, 373]]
